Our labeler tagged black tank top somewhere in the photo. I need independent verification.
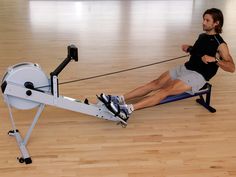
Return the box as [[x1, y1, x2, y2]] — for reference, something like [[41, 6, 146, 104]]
[[185, 33, 225, 81]]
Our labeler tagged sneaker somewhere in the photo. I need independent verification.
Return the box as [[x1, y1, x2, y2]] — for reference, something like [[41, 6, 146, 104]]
[[99, 93, 124, 105], [110, 103, 131, 121]]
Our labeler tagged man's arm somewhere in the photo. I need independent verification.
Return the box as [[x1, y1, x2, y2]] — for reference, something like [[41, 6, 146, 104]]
[[182, 44, 192, 53], [201, 43, 235, 73], [217, 43, 235, 73]]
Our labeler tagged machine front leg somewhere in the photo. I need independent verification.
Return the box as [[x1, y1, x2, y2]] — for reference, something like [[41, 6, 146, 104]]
[[8, 129, 32, 164], [6, 100, 45, 164]]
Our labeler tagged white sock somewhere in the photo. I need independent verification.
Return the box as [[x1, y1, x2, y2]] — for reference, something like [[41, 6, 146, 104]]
[[127, 104, 134, 114], [118, 95, 125, 104]]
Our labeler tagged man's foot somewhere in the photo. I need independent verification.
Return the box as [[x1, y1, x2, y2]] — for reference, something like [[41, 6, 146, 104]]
[[97, 93, 132, 123], [98, 93, 125, 105], [110, 103, 132, 121]]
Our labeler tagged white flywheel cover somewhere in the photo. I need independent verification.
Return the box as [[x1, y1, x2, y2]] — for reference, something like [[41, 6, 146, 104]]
[[2, 62, 50, 110]]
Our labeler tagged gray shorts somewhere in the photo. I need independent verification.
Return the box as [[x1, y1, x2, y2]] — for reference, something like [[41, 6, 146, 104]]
[[169, 65, 206, 95]]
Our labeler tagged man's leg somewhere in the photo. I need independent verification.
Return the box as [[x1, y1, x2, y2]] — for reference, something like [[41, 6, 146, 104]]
[[133, 79, 192, 110], [124, 71, 172, 101]]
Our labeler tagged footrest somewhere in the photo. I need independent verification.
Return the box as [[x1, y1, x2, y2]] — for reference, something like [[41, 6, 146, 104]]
[[96, 94, 128, 125]]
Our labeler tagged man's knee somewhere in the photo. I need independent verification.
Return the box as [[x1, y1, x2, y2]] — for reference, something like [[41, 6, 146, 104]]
[[149, 71, 172, 88], [160, 79, 191, 95]]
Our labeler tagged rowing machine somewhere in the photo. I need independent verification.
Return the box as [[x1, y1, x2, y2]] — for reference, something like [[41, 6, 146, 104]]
[[1, 45, 126, 164]]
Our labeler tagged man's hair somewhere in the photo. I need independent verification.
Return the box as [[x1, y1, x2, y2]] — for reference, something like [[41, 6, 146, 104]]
[[203, 8, 224, 33]]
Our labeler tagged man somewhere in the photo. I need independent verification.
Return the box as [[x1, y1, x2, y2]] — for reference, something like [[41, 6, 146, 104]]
[[98, 8, 235, 121]]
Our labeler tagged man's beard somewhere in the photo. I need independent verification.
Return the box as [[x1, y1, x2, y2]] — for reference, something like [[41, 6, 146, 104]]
[[203, 25, 214, 32]]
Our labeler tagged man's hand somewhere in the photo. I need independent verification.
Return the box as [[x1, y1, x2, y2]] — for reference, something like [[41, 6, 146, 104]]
[[201, 55, 216, 64], [182, 44, 191, 53]]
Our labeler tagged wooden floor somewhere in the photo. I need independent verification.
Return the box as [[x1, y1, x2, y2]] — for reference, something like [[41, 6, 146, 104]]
[[0, 0, 236, 176]]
